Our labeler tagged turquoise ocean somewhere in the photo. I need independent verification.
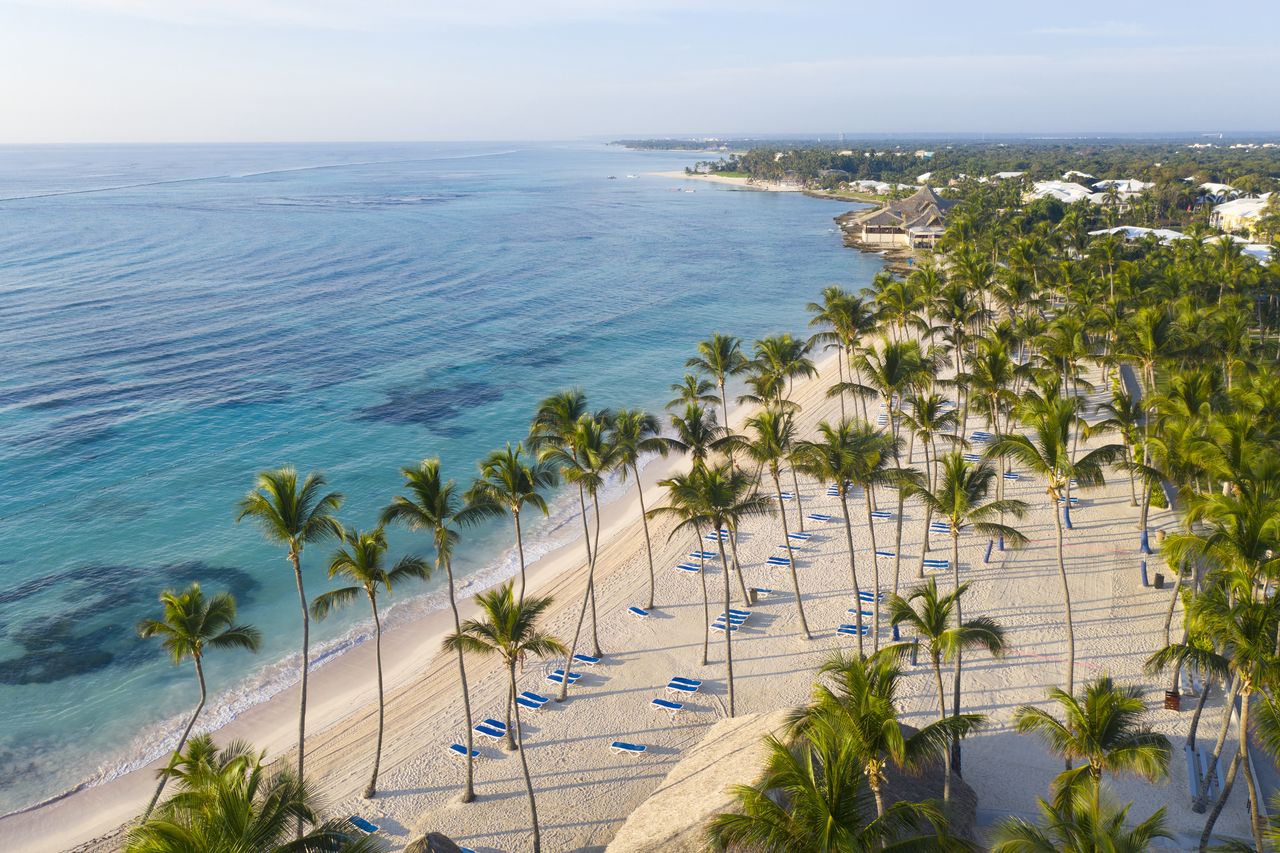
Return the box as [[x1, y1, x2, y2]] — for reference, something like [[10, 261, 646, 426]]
[[0, 142, 880, 813]]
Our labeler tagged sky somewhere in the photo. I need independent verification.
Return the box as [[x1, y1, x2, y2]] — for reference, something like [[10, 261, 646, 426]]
[[1, 0, 1278, 143]]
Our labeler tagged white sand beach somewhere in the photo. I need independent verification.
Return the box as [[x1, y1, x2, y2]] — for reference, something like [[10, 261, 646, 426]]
[[648, 171, 804, 192], [1, 346, 1253, 853]]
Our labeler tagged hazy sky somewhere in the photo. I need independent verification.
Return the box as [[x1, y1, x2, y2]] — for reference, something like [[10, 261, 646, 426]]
[[2, 0, 1278, 143]]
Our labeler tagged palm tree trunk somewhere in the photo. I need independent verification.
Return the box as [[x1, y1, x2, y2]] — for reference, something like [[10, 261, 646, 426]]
[[772, 469, 810, 639], [510, 662, 542, 853], [633, 464, 657, 610], [364, 595, 385, 797], [717, 536, 736, 717], [1126, 444, 1138, 507], [589, 492, 603, 656], [559, 492, 604, 699], [836, 351, 847, 420], [869, 770, 886, 819], [1053, 503, 1075, 696], [839, 493, 864, 658], [696, 529, 710, 666], [727, 535, 752, 606], [1238, 691, 1265, 852], [893, 489, 906, 598], [574, 483, 601, 657], [514, 509, 527, 605], [789, 466, 806, 533], [863, 491, 881, 653], [1195, 675, 1241, 812], [934, 651, 951, 803], [289, 551, 309, 836], [950, 531, 964, 777], [444, 556, 476, 801], [142, 655, 207, 819], [1200, 750, 1244, 852], [1188, 676, 1214, 751]]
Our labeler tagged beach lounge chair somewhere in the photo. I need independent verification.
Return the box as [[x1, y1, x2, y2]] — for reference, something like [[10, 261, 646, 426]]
[[962, 452, 981, 462], [826, 485, 841, 496], [671, 676, 703, 686], [922, 558, 950, 570], [751, 587, 775, 597], [348, 816, 379, 835], [675, 562, 701, 573], [460, 848, 476, 853], [666, 680, 699, 694], [874, 549, 895, 558], [929, 521, 952, 534], [516, 696, 543, 711], [715, 612, 748, 625], [611, 741, 647, 755], [710, 621, 740, 633], [689, 550, 717, 560], [788, 531, 813, 541], [728, 608, 749, 617], [705, 529, 730, 541], [808, 513, 833, 522], [520, 691, 550, 704], [858, 590, 885, 602], [573, 653, 601, 666], [870, 510, 891, 521], [837, 624, 872, 637], [1056, 496, 1081, 505], [474, 721, 506, 740], [546, 669, 583, 685], [847, 608, 874, 618], [1003, 471, 1020, 481], [627, 606, 650, 619], [447, 743, 480, 759], [652, 697, 684, 715], [778, 491, 795, 501], [765, 555, 792, 566]]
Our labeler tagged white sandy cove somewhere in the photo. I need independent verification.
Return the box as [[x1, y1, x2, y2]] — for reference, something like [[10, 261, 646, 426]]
[[648, 170, 804, 192], [2, 348, 1253, 852]]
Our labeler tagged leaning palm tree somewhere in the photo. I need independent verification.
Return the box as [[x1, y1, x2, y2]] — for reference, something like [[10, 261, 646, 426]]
[[137, 584, 262, 819], [611, 408, 675, 609], [991, 791, 1170, 853], [888, 578, 1005, 803], [445, 582, 565, 853], [310, 525, 430, 798], [706, 715, 963, 852], [467, 443, 556, 603], [1013, 676, 1171, 816], [687, 332, 749, 438], [235, 467, 343, 805], [380, 459, 497, 803], [124, 735, 385, 853], [733, 407, 811, 638], [988, 394, 1122, 695], [539, 414, 621, 698], [649, 461, 771, 716], [791, 647, 981, 817]]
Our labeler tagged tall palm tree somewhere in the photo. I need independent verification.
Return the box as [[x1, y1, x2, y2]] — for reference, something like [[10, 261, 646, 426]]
[[468, 443, 556, 603], [753, 332, 818, 405], [310, 525, 430, 798], [687, 332, 749, 438], [380, 459, 497, 803], [991, 793, 1170, 853], [888, 578, 1005, 803], [445, 582, 566, 853], [1013, 676, 1171, 816], [791, 647, 981, 817], [734, 407, 812, 638], [124, 735, 384, 853], [900, 392, 960, 561], [136, 584, 262, 819], [807, 287, 876, 421], [706, 716, 963, 852], [793, 419, 877, 656], [668, 373, 720, 410], [1094, 387, 1144, 507], [235, 467, 343, 805], [653, 471, 716, 665], [668, 401, 734, 466], [648, 462, 771, 716], [611, 408, 675, 609], [988, 395, 1123, 695], [539, 414, 621, 698]]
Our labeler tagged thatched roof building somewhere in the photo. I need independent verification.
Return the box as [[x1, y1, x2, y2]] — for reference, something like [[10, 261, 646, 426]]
[[840, 185, 957, 249]]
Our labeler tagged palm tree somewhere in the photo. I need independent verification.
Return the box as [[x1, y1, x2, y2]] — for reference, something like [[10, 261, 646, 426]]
[[899, 392, 960, 560], [539, 414, 621, 698], [888, 578, 1005, 803], [1094, 387, 1144, 507], [668, 373, 720, 410], [381, 459, 497, 803], [991, 793, 1170, 853], [734, 407, 812, 638], [611, 408, 675, 609], [1013, 676, 1171, 816], [791, 647, 981, 817], [807, 287, 876, 421], [310, 525, 430, 798], [648, 462, 771, 716], [988, 395, 1123, 694], [706, 716, 963, 852], [468, 443, 556, 603], [124, 735, 384, 853], [653, 471, 716, 665], [793, 419, 878, 656], [136, 584, 262, 819], [668, 402, 734, 466], [445, 582, 566, 853], [235, 467, 343, 804], [687, 332, 749, 437]]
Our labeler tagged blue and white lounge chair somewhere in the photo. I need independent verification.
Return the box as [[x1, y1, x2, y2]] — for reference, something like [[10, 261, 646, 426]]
[[765, 555, 792, 567], [652, 697, 684, 714], [808, 513, 834, 522], [922, 558, 950, 570], [858, 590, 885, 603], [628, 606, 650, 619], [666, 680, 699, 694], [778, 491, 795, 501], [349, 816, 379, 835], [516, 695, 543, 711], [874, 549, 895, 558], [788, 531, 813, 541], [715, 613, 748, 625], [546, 669, 583, 685], [474, 721, 506, 739], [971, 431, 992, 442], [611, 741, 647, 755], [573, 653, 601, 666], [930, 521, 952, 534], [870, 510, 892, 521], [728, 608, 749, 617], [962, 452, 981, 462], [1056, 495, 1081, 505], [689, 550, 717, 560], [671, 676, 703, 686], [675, 562, 701, 573], [448, 743, 480, 759], [847, 608, 874, 618], [705, 529, 730, 541], [1003, 471, 1020, 481], [837, 624, 871, 637], [826, 485, 842, 496], [711, 621, 740, 633], [520, 691, 550, 704], [751, 587, 775, 598]]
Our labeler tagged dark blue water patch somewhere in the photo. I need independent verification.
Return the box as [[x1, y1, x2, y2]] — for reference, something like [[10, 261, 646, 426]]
[[0, 562, 259, 685], [355, 379, 503, 429]]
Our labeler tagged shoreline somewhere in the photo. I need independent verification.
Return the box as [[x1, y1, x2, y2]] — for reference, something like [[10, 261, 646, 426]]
[[646, 170, 804, 192]]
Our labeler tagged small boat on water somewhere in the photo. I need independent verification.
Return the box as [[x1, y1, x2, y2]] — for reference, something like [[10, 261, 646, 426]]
[[607, 175, 617, 179]]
